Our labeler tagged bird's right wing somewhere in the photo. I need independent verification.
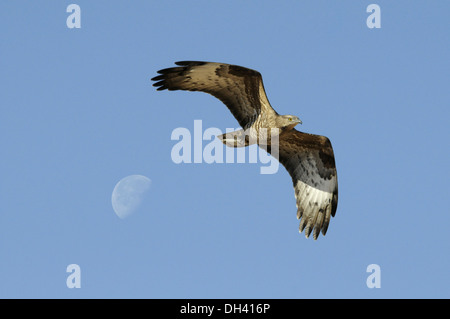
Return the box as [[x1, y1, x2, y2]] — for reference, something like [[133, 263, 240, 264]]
[[268, 129, 338, 239], [151, 61, 274, 129]]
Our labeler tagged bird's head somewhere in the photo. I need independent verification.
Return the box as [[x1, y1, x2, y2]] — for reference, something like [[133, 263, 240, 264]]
[[280, 115, 302, 129]]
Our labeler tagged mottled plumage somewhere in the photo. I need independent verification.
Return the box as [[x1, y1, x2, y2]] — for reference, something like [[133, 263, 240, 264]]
[[151, 61, 338, 239]]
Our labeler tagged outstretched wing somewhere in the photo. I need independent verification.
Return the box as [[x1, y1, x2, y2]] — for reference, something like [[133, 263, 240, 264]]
[[269, 129, 338, 239], [151, 61, 275, 129]]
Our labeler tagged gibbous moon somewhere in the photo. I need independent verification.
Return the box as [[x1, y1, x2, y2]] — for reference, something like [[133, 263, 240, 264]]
[[111, 175, 151, 219]]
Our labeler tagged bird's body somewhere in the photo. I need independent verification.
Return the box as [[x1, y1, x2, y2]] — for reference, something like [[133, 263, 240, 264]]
[[152, 61, 338, 239]]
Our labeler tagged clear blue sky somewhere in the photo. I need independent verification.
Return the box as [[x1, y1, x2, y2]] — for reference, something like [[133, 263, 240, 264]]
[[1, 1, 449, 298]]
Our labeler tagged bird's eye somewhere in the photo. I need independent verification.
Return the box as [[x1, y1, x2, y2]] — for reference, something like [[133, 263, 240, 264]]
[[288, 117, 292, 121]]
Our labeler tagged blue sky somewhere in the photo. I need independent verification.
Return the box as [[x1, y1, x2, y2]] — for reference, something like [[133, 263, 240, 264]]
[[1, 1, 449, 298]]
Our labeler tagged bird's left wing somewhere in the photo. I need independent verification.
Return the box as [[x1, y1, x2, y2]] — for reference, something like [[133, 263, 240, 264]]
[[151, 61, 274, 129], [268, 129, 338, 239]]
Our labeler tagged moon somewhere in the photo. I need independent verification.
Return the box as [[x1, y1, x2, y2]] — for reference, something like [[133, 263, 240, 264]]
[[111, 175, 151, 219]]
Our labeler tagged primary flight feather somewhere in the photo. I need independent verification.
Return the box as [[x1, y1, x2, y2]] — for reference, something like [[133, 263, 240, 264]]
[[151, 61, 338, 239]]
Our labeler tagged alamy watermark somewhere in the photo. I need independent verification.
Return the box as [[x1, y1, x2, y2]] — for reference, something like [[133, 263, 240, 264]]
[[366, 4, 381, 29], [366, 264, 381, 288], [66, 4, 81, 29], [66, 264, 81, 288], [170, 120, 280, 175]]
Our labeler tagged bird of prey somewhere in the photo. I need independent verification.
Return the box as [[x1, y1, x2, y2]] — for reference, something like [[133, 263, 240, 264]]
[[151, 61, 338, 239]]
